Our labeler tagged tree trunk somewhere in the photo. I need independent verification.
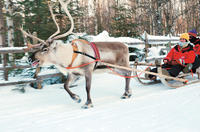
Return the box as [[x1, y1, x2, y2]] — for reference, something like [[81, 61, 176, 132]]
[[0, 0, 8, 80], [0, 0, 5, 48], [153, 0, 163, 35], [0, 0, 6, 64], [198, 0, 200, 32], [5, 0, 14, 62]]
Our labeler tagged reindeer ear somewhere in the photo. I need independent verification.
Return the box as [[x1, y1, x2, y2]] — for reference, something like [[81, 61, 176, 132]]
[[27, 43, 33, 49], [50, 40, 58, 48]]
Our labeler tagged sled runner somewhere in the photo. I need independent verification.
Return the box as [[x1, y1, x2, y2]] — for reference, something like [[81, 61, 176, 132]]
[[132, 60, 200, 88], [158, 67, 200, 88], [132, 62, 161, 85]]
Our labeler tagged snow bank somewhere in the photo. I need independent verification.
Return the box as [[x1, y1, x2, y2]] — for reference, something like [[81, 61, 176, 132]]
[[89, 31, 142, 43]]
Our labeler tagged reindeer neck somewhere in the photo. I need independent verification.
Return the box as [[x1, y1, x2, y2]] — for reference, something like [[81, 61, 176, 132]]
[[49, 43, 74, 67]]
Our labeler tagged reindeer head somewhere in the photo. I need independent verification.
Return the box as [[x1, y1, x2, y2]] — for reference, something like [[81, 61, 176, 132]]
[[22, 0, 74, 67], [28, 40, 67, 67], [28, 43, 51, 67]]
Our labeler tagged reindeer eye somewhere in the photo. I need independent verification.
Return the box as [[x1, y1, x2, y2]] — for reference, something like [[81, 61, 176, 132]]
[[42, 48, 48, 52]]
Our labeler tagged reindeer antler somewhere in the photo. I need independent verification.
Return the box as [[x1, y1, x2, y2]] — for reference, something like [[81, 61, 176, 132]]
[[21, 0, 74, 50], [23, 43, 41, 52], [20, 27, 47, 45], [52, 0, 74, 40], [47, 1, 61, 41]]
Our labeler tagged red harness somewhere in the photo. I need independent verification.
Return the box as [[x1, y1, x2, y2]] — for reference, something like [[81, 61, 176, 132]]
[[89, 42, 100, 60], [66, 41, 101, 69]]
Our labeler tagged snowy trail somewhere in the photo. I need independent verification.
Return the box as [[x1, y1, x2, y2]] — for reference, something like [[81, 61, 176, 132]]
[[0, 73, 200, 132]]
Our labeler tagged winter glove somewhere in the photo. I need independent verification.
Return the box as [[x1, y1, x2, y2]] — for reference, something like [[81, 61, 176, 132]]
[[163, 59, 169, 64], [170, 60, 179, 65], [183, 63, 193, 73]]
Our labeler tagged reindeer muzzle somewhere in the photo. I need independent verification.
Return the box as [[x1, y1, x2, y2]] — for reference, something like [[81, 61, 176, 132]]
[[28, 54, 40, 67], [31, 60, 40, 67]]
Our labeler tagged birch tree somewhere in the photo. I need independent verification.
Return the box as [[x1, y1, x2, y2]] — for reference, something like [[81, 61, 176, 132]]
[[0, 0, 6, 64], [0, 0, 5, 48], [0, 0, 8, 80], [5, 0, 14, 62]]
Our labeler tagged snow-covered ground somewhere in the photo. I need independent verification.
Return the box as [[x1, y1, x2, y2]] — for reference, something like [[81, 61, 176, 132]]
[[0, 73, 200, 132], [0, 31, 199, 132]]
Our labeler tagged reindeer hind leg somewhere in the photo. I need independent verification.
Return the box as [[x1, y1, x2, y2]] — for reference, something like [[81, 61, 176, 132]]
[[121, 70, 132, 99]]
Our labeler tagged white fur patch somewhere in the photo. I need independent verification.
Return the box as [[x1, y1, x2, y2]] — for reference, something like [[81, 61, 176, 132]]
[[100, 52, 115, 60]]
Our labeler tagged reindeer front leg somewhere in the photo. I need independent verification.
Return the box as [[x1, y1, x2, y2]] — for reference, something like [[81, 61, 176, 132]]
[[81, 71, 93, 109], [64, 73, 81, 103]]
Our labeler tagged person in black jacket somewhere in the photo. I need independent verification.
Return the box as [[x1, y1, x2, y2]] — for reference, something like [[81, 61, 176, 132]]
[[188, 29, 200, 73]]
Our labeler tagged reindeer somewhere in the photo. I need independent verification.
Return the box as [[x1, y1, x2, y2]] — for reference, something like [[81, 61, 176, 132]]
[[22, 0, 132, 109]]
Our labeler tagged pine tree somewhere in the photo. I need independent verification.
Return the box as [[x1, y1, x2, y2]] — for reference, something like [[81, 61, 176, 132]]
[[111, 4, 138, 37], [18, 0, 55, 40]]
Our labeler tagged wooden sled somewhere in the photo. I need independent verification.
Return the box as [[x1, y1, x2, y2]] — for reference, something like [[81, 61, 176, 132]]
[[97, 61, 200, 89], [133, 61, 200, 88], [158, 67, 200, 88], [132, 62, 161, 85]]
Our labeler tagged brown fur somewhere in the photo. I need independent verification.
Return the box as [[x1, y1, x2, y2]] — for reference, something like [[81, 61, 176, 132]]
[[33, 39, 132, 108]]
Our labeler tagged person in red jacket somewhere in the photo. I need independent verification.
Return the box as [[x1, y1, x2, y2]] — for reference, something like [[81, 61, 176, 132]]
[[188, 29, 200, 73], [148, 33, 196, 80]]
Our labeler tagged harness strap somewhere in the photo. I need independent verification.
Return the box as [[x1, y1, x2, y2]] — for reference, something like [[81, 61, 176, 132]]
[[90, 42, 100, 60], [68, 44, 78, 67], [74, 51, 96, 60], [89, 42, 101, 69], [67, 41, 101, 69]]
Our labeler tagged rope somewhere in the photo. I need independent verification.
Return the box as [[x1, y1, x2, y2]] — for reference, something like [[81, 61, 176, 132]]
[[105, 63, 152, 78], [66, 59, 152, 78], [65, 58, 188, 83]]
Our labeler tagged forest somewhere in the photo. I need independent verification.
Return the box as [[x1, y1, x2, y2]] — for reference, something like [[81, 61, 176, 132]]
[[0, 0, 199, 48]]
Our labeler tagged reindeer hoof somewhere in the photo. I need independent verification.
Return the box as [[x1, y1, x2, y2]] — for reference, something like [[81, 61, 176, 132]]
[[81, 103, 94, 109], [72, 95, 81, 103], [121, 93, 132, 99]]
